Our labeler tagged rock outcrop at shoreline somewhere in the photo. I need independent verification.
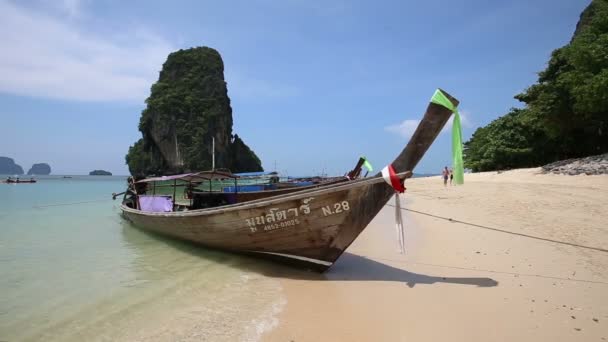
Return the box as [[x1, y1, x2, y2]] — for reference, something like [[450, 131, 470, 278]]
[[125, 47, 263, 176], [542, 154, 608, 175], [27, 163, 51, 175], [0, 157, 24, 175]]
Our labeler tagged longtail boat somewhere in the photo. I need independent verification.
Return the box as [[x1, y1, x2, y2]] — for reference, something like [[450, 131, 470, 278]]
[[3, 178, 37, 184], [118, 89, 458, 271]]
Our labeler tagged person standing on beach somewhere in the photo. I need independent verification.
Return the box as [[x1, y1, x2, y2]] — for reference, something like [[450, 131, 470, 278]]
[[449, 168, 454, 185], [442, 166, 449, 187]]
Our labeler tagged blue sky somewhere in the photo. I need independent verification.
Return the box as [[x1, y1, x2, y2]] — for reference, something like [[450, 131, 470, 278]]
[[0, 0, 590, 175]]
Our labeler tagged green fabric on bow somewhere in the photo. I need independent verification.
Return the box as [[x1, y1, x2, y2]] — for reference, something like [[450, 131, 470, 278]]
[[430, 89, 464, 185], [361, 156, 373, 172]]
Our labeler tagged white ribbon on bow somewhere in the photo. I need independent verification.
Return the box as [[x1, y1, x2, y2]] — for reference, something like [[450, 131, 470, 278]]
[[394, 193, 405, 254]]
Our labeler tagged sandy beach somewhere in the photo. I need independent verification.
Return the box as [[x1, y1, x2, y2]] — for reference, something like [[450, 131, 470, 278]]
[[265, 168, 608, 341]]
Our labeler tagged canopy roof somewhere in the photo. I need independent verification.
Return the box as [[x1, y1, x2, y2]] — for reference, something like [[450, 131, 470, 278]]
[[234, 171, 278, 178], [136, 170, 238, 184]]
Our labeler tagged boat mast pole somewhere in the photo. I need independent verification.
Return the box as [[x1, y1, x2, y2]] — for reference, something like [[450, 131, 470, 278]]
[[189, 180, 192, 207], [212, 137, 215, 171], [173, 179, 177, 211]]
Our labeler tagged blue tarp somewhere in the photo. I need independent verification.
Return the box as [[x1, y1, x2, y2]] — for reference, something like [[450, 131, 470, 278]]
[[223, 184, 267, 192], [234, 171, 278, 177], [290, 181, 314, 186]]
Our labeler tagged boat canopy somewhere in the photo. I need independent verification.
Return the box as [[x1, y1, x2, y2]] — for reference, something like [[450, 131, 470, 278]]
[[136, 170, 239, 184]]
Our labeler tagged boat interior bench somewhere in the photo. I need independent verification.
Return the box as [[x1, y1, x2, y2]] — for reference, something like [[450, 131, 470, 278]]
[[191, 192, 237, 209]]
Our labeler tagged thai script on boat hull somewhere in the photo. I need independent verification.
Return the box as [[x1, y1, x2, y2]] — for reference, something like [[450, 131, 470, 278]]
[[245, 198, 351, 233]]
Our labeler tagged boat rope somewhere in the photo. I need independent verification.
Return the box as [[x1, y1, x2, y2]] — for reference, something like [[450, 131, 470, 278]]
[[32, 198, 112, 209], [387, 204, 608, 254]]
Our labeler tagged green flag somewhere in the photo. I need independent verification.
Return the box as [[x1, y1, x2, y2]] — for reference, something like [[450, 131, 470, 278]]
[[361, 156, 373, 172], [430, 89, 464, 185]]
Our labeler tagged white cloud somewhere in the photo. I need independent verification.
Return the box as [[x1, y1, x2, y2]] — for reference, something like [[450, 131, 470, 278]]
[[385, 110, 471, 139], [0, 0, 175, 102], [385, 119, 420, 139]]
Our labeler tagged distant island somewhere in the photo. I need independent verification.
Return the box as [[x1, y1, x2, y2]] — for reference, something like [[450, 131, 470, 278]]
[[0, 157, 24, 174], [89, 170, 112, 176], [27, 163, 51, 175], [0, 158, 53, 175]]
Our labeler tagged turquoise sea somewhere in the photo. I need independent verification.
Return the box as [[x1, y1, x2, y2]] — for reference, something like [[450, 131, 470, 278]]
[[0, 176, 286, 341]]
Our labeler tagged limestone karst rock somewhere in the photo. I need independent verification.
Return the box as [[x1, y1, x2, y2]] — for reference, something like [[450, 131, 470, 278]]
[[126, 47, 263, 176]]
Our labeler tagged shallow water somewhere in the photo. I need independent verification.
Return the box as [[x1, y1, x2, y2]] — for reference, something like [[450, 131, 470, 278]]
[[0, 176, 285, 341]]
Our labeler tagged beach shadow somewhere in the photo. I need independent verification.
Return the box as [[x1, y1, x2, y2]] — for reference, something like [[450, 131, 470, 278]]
[[265, 252, 499, 288], [120, 222, 498, 288]]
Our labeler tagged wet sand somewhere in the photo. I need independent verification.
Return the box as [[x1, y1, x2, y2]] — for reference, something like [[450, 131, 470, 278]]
[[265, 168, 608, 341]]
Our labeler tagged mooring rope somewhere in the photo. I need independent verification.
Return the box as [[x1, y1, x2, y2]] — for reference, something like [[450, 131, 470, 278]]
[[387, 204, 608, 254]]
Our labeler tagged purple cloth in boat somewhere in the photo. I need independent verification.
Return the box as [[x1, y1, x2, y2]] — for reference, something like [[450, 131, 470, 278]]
[[138, 195, 173, 212]]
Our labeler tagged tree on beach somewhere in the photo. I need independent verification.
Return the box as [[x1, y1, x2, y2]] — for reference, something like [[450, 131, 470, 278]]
[[463, 109, 549, 172], [464, 0, 608, 171]]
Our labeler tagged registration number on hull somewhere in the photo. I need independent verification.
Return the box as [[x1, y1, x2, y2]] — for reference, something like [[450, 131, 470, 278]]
[[321, 201, 350, 217], [245, 198, 351, 232]]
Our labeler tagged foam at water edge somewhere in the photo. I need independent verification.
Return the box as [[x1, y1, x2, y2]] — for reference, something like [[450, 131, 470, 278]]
[[242, 284, 287, 342]]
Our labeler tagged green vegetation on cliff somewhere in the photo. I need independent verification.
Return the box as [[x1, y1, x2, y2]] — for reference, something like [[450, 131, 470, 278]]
[[126, 47, 263, 176], [464, 0, 608, 172]]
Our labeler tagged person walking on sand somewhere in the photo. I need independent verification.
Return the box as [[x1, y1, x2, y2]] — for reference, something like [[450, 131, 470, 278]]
[[442, 166, 449, 187], [449, 168, 454, 185]]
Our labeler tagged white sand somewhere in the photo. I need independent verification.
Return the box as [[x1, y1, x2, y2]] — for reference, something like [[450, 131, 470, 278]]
[[265, 168, 608, 341]]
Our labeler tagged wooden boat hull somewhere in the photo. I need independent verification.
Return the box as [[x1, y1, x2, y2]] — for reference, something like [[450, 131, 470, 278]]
[[122, 176, 392, 271]]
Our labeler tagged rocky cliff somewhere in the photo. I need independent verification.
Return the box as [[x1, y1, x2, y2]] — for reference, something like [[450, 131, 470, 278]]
[[27, 163, 51, 175], [125, 47, 263, 176], [0, 157, 24, 175], [464, 0, 608, 171]]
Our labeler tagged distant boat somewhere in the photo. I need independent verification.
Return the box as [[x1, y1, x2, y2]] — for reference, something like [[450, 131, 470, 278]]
[[3, 178, 36, 184], [117, 89, 458, 271], [63, 176, 73, 179]]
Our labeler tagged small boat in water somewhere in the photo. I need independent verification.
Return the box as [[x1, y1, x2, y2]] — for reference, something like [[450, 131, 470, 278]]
[[3, 177, 37, 184], [117, 89, 459, 271]]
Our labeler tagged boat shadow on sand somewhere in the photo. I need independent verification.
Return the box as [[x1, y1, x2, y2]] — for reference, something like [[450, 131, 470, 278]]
[[122, 223, 498, 289], [267, 253, 499, 288]]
